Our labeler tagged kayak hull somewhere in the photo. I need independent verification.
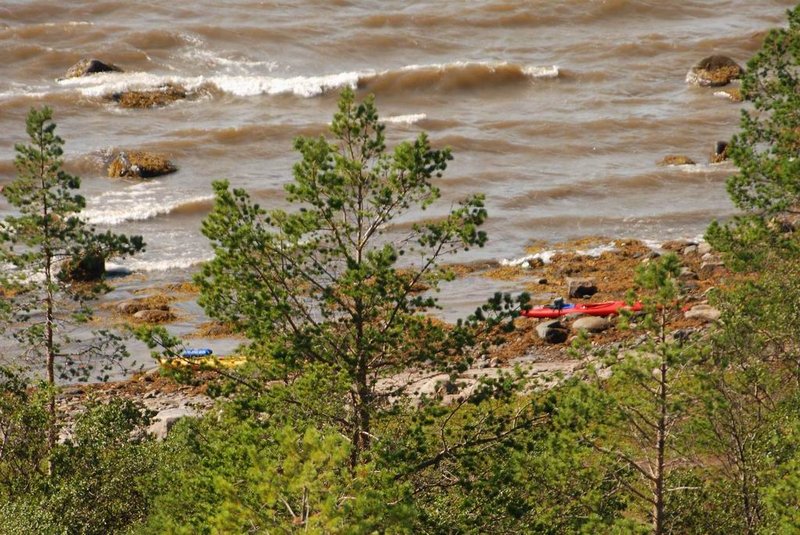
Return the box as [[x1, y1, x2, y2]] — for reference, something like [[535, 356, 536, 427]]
[[521, 301, 642, 319]]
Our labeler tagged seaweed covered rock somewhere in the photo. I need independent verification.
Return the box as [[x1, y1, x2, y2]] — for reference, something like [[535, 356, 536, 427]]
[[108, 83, 187, 108], [685, 55, 743, 87], [108, 151, 177, 179], [64, 58, 122, 79], [658, 155, 696, 166]]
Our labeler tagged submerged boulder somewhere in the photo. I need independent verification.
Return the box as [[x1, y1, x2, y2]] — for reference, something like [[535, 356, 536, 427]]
[[64, 58, 122, 79], [714, 87, 743, 102], [108, 151, 177, 179], [108, 83, 187, 108], [686, 55, 743, 87], [658, 155, 695, 166]]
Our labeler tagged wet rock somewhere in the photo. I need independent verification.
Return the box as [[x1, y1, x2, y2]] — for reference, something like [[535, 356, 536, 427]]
[[133, 309, 175, 323], [566, 277, 597, 298], [108, 150, 177, 179], [108, 83, 187, 108], [710, 140, 729, 163], [148, 406, 198, 440], [572, 316, 612, 333], [59, 250, 105, 282], [64, 58, 122, 79], [714, 87, 743, 102], [684, 304, 721, 322], [658, 155, 695, 166], [536, 320, 569, 344], [686, 55, 743, 87]]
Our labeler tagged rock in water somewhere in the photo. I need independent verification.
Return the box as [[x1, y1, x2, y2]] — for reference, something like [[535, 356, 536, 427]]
[[64, 58, 122, 78], [658, 155, 696, 166], [686, 55, 743, 87], [108, 151, 177, 179], [108, 83, 187, 108], [710, 140, 729, 163]]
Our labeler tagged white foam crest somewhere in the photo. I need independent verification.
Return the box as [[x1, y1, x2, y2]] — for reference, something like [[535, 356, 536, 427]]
[[384, 113, 427, 124], [82, 184, 214, 225], [500, 241, 617, 267], [396, 60, 559, 79], [522, 65, 560, 78], [177, 33, 279, 73], [107, 254, 212, 273], [54, 61, 558, 100]]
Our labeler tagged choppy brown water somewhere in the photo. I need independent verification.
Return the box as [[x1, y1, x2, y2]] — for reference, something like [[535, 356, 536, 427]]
[[0, 1, 795, 273]]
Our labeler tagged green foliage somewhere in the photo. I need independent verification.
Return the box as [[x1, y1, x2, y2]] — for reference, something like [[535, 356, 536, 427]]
[[0, 367, 51, 498], [0, 397, 161, 535], [708, 6, 800, 266], [0, 106, 144, 383], [139, 386, 414, 534], [726, 5, 800, 215]]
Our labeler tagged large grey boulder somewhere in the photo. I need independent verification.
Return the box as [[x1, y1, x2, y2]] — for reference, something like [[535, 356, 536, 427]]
[[572, 316, 612, 333]]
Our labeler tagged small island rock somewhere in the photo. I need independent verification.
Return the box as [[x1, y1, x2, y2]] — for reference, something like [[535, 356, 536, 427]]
[[64, 58, 122, 79], [108, 151, 177, 179], [686, 55, 743, 87]]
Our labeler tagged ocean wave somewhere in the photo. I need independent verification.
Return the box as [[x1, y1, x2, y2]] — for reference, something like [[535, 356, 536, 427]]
[[384, 113, 427, 125], [106, 254, 212, 273], [53, 61, 559, 100], [82, 183, 214, 225], [500, 241, 618, 267]]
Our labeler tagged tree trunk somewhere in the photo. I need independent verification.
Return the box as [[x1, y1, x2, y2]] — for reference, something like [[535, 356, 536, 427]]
[[45, 249, 57, 473], [653, 360, 668, 535]]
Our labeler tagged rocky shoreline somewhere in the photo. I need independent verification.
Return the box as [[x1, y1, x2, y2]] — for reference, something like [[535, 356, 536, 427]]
[[61, 236, 730, 438]]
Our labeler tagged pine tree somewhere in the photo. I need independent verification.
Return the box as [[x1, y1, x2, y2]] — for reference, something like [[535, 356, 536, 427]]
[[0, 106, 144, 452]]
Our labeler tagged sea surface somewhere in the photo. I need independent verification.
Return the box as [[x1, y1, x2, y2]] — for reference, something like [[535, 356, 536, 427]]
[[0, 1, 795, 377]]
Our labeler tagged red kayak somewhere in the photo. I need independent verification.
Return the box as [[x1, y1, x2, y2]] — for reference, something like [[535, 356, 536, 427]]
[[521, 301, 643, 319]]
